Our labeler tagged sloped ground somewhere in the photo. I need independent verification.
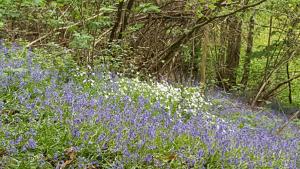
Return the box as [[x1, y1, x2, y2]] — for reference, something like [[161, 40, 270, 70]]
[[207, 90, 300, 138], [0, 44, 299, 168]]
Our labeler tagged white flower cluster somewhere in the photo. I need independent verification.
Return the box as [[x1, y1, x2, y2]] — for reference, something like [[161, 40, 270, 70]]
[[74, 67, 85, 77], [72, 70, 212, 117], [83, 79, 95, 86], [117, 77, 211, 116], [74, 67, 96, 86]]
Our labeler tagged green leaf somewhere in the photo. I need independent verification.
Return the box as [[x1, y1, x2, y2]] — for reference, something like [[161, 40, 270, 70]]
[[100, 6, 116, 13], [135, 3, 161, 13], [208, 4, 216, 10]]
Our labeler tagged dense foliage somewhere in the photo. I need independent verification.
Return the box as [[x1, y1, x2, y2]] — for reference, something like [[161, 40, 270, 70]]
[[0, 0, 300, 168]]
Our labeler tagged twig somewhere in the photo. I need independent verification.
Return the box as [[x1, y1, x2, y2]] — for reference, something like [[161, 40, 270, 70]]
[[156, 0, 267, 66], [262, 73, 300, 100], [94, 28, 112, 46], [57, 12, 104, 31], [25, 13, 104, 48], [25, 31, 54, 48]]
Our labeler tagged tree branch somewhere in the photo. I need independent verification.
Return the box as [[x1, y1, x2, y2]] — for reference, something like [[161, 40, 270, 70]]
[[262, 73, 300, 100], [26, 12, 104, 48], [276, 111, 299, 135], [156, 0, 267, 65]]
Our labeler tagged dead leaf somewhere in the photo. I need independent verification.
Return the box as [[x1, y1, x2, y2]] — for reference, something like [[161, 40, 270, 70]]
[[0, 148, 7, 157], [165, 153, 177, 163], [60, 147, 77, 169], [1, 109, 20, 115]]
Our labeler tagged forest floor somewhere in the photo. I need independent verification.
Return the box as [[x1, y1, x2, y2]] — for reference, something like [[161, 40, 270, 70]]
[[1, 45, 300, 168]]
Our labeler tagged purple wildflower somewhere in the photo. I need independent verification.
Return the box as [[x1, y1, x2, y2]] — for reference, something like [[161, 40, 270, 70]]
[[71, 127, 81, 138], [144, 154, 153, 164], [27, 138, 37, 149]]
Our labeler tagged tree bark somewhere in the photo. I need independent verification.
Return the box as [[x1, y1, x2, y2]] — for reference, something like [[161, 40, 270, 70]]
[[241, 13, 255, 88], [286, 62, 292, 104], [263, 16, 273, 81], [155, 0, 266, 72], [118, 0, 135, 39], [216, 21, 227, 89], [223, 16, 242, 90], [109, 0, 125, 42], [284, 17, 299, 104], [200, 25, 209, 93]]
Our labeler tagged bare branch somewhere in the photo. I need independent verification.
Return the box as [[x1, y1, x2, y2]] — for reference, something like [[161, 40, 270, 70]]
[[262, 73, 300, 100], [276, 111, 300, 135], [26, 13, 104, 48], [157, 0, 267, 65]]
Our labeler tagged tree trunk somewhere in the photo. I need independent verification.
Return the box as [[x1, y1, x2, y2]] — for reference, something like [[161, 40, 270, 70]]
[[263, 16, 273, 81], [200, 25, 209, 93], [118, 0, 135, 39], [251, 17, 299, 106], [284, 17, 299, 104], [224, 16, 242, 90], [286, 62, 292, 104], [109, 0, 125, 42], [216, 21, 227, 89], [241, 13, 255, 88]]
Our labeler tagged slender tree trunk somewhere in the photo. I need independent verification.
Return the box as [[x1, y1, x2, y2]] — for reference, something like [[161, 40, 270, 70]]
[[252, 17, 299, 106], [189, 32, 196, 85], [284, 17, 299, 104], [200, 25, 209, 93], [224, 16, 242, 90], [286, 62, 292, 104], [155, 0, 266, 72], [216, 22, 227, 89], [263, 16, 273, 81], [109, 0, 124, 42], [241, 13, 255, 88], [118, 0, 135, 39]]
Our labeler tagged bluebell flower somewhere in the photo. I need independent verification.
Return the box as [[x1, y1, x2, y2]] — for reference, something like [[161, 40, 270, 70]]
[[27, 138, 37, 149], [0, 101, 4, 110], [148, 125, 156, 139], [197, 149, 204, 159], [144, 154, 153, 164], [71, 127, 81, 138]]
